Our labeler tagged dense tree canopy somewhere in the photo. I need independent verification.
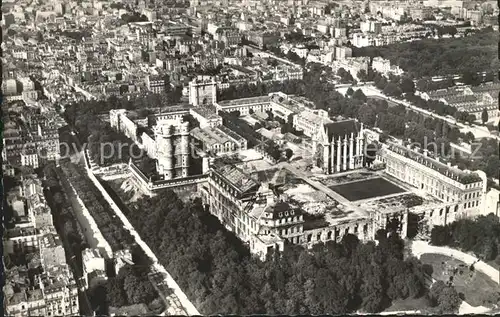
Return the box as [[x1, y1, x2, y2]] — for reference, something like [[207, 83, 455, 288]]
[[430, 214, 500, 261], [60, 161, 135, 251], [428, 280, 461, 314], [120, 12, 148, 24], [482, 108, 489, 124], [353, 28, 498, 77], [107, 265, 158, 307], [337, 67, 355, 84]]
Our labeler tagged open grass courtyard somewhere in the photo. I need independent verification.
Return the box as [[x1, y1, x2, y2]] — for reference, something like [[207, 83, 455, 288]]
[[420, 253, 500, 308], [329, 177, 406, 201]]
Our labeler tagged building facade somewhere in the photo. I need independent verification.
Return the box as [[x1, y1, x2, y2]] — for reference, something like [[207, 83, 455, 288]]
[[200, 162, 407, 260], [380, 141, 487, 210], [154, 120, 190, 179], [188, 76, 217, 106], [312, 120, 366, 174]]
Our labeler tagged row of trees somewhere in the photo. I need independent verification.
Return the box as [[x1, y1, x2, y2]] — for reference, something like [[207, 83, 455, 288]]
[[415, 77, 457, 92], [217, 79, 306, 101], [64, 90, 183, 136], [88, 247, 164, 315], [307, 65, 500, 178], [120, 12, 148, 24], [370, 71, 477, 124], [64, 92, 182, 167], [449, 137, 500, 179], [105, 184, 457, 315], [60, 160, 135, 251], [430, 214, 500, 262], [304, 64, 475, 149], [64, 59, 499, 178], [87, 121, 141, 167], [265, 45, 306, 66], [59, 30, 93, 42]]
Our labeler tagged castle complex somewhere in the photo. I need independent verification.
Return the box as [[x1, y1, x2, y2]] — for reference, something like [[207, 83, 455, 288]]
[[109, 77, 497, 260]]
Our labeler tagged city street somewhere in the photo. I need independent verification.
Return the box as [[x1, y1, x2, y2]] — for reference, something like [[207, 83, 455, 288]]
[[338, 84, 499, 140]]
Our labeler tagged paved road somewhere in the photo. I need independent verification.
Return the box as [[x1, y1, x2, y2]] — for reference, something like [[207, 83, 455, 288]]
[[149, 271, 188, 316]]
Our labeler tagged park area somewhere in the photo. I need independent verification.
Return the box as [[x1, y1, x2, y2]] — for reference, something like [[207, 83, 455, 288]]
[[419, 253, 500, 308], [329, 177, 406, 201]]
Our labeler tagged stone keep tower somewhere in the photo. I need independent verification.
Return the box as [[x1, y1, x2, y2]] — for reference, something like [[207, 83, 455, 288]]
[[188, 76, 217, 106], [155, 121, 190, 180], [178, 121, 190, 178]]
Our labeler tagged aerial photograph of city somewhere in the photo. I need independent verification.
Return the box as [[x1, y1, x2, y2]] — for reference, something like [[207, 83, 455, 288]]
[[1, 0, 499, 315]]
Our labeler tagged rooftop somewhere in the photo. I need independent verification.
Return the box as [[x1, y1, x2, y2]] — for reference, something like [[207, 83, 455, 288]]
[[40, 233, 63, 249], [442, 94, 478, 104], [255, 233, 283, 246], [7, 292, 26, 306], [470, 82, 500, 93], [297, 109, 332, 125], [191, 126, 232, 147], [6, 226, 39, 239], [385, 141, 483, 184], [323, 119, 361, 142], [216, 95, 271, 107], [190, 105, 220, 120], [212, 161, 260, 194], [217, 125, 246, 142], [109, 304, 149, 316], [82, 248, 103, 262]]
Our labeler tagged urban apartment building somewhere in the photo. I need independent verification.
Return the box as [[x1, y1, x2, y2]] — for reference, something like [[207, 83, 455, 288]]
[[5, 176, 79, 317], [292, 108, 332, 137], [145, 75, 166, 94], [371, 57, 405, 76], [3, 111, 63, 169]]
